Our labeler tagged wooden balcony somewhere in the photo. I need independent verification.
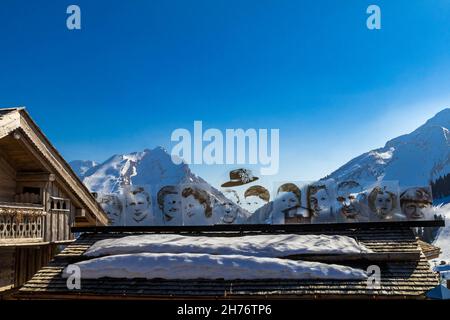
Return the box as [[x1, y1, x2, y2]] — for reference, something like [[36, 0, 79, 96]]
[[0, 202, 45, 244]]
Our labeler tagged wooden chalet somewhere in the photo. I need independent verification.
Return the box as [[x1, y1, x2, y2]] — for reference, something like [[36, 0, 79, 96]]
[[17, 221, 444, 300], [0, 107, 108, 294]]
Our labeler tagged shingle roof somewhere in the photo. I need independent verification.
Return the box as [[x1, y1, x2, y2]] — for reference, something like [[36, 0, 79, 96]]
[[417, 240, 441, 260], [17, 227, 439, 300]]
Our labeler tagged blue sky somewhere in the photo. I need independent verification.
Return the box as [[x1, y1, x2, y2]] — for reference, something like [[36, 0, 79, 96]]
[[0, 0, 449, 187]]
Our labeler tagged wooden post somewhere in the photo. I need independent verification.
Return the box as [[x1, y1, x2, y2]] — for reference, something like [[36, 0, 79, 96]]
[[447, 279, 450, 289]]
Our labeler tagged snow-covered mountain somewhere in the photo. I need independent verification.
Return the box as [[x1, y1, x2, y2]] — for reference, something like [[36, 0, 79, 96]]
[[323, 108, 450, 193], [70, 147, 250, 225], [76, 147, 205, 194], [70, 160, 98, 178]]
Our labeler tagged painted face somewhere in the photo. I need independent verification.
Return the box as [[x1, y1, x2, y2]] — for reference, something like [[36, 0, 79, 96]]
[[221, 201, 238, 224], [224, 192, 240, 206], [337, 194, 361, 219], [127, 191, 151, 222], [163, 193, 181, 222], [278, 192, 299, 214], [99, 196, 122, 225], [310, 189, 330, 214], [402, 202, 428, 219], [183, 195, 205, 224], [243, 195, 266, 213], [374, 193, 393, 218]]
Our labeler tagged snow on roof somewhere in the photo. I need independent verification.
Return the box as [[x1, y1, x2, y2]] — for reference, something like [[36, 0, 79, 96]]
[[64, 252, 368, 280], [84, 233, 373, 258], [18, 228, 440, 299]]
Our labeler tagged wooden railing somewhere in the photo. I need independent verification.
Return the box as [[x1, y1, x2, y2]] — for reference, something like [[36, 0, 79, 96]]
[[0, 202, 46, 242]]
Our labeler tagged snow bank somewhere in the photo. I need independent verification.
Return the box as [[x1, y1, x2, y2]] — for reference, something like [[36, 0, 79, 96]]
[[64, 253, 368, 280], [84, 234, 372, 258], [432, 204, 450, 262]]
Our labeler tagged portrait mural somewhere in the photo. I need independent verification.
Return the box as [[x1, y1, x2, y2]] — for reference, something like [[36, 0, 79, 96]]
[[271, 183, 308, 224], [242, 185, 270, 214], [97, 193, 124, 226], [400, 187, 433, 220], [123, 185, 154, 225], [181, 184, 214, 226], [157, 185, 182, 226], [367, 184, 403, 221], [222, 189, 241, 206], [215, 189, 247, 224], [335, 181, 369, 223], [307, 183, 335, 223], [96, 180, 436, 227]]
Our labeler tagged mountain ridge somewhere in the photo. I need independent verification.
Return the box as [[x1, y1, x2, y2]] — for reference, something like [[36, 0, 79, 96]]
[[322, 108, 450, 190]]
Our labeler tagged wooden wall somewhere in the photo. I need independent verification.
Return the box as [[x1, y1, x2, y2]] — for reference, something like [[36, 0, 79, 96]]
[[13, 245, 58, 288], [0, 154, 16, 202], [0, 248, 15, 292], [44, 181, 75, 243], [0, 244, 59, 294]]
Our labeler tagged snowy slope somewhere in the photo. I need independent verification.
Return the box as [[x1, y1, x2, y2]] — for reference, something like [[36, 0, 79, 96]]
[[75, 147, 203, 194], [324, 108, 450, 188], [432, 204, 450, 262]]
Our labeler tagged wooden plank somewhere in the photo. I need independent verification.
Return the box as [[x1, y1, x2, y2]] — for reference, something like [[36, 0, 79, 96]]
[[0, 248, 14, 290], [52, 212, 57, 243], [0, 238, 45, 245], [0, 153, 16, 202], [16, 172, 51, 182], [0, 151, 16, 179]]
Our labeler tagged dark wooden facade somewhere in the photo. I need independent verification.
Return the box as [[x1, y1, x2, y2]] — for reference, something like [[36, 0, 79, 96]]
[[0, 107, 108, 295]]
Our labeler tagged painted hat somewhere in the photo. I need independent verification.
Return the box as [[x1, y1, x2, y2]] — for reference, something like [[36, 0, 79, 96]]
[[221, 168, 259, 187]]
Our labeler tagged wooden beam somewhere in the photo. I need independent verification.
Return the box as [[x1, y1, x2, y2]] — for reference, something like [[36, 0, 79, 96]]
[[16, 172, 53, 182], [0, 239, 45, 246], [0, 151, 16, 179], [284, 251, 421, 263], [71, 220, 446, 234]]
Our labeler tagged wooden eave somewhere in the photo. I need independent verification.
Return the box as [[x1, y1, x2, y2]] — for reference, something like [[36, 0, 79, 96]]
[[0, 107, 108, 225]]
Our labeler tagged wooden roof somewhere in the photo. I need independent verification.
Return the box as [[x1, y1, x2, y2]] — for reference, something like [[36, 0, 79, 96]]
[[417, 240, 441, 260], [17, 227, 439, 300], [0, 107, 108, 226]]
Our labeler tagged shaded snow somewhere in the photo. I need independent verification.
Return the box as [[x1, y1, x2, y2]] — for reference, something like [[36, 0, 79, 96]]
[[64, 253, 368, 280], [84, 234, 372, 258], [432, 204, 450, 262]]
